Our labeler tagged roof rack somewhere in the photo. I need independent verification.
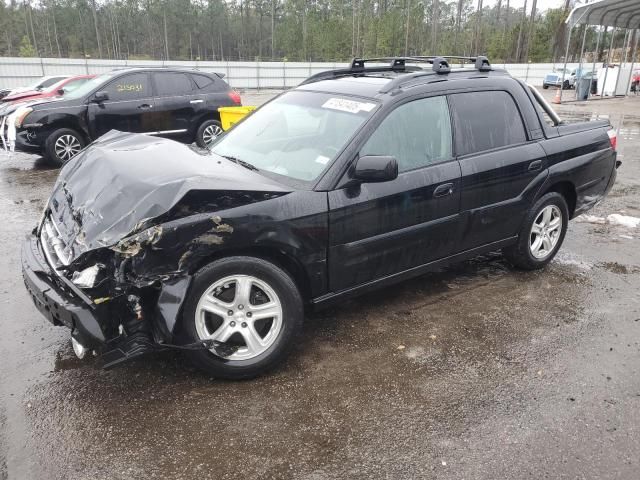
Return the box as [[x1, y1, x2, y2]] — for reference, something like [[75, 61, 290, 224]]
[[300, 55, 491, 86]]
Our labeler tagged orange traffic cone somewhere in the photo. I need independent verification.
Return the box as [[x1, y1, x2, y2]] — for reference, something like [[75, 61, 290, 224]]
[[552, 87, 562, 104]]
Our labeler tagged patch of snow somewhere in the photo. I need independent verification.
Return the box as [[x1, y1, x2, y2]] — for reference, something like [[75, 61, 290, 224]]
[[554, 252, 593, 270], [606, 214, 640, 228], [575, 213, 640, 228], [575, 214, 606, 224]]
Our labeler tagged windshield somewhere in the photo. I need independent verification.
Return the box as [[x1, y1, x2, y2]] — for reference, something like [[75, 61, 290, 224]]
[[210, 91, 378, 182], [63, 72, 116, 100]]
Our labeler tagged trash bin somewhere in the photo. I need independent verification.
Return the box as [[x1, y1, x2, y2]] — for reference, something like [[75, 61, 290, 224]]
[[576, 77, 591, 100], [218, 106, 257, 131]]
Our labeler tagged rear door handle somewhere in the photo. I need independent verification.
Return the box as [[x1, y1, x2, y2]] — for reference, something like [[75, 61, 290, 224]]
[[433, 183, 454, 198], [190, 99, 204, 104], [528, 160, 543, 171], [138, 104, 153, 110]]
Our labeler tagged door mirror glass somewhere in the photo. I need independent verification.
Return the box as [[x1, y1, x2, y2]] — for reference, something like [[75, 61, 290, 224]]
[[57, 88, 65, 96], [93, 90, 109, 102], [352, 155, 398, 183]]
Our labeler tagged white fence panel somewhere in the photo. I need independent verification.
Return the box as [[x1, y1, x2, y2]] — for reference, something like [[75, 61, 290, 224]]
[[0, 57, 585, 90]]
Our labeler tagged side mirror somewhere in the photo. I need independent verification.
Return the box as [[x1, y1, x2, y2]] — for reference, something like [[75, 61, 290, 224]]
[[352, 155, 398, 183], [92, 91, 109, 102], [57, 88, 65, 95]]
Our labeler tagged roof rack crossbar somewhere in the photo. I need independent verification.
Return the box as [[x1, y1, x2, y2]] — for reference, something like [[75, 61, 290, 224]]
[[299, 55, 491, 86]]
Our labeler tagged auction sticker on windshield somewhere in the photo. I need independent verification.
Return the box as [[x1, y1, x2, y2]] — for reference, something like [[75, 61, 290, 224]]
[[322, 98, 376, 114]]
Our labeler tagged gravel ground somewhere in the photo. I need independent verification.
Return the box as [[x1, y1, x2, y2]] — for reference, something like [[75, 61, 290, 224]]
[[0, 88, 639, 480]]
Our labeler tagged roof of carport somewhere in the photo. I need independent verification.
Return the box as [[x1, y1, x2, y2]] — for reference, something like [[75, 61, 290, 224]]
[[566, 0, 640, 29]]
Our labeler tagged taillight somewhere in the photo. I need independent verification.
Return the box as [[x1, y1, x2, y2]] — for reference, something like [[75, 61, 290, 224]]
[[228, 90, 242, 105], [607, 129, 617, 151]]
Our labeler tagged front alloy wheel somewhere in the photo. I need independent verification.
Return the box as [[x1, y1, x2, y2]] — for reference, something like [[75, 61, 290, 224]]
[[182, 256, 303, 379], [195, 275, 283, 361], [44, 127, 86, 167], [54, 134, 82, 162]]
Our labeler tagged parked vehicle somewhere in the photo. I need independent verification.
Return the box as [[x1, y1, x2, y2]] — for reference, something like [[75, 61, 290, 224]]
[[1, 75, 94, 104], [4, 67, 241, 165], [22, 56, 619, 379], [542, 67, 577, 89], [0, 75, 70, 100]]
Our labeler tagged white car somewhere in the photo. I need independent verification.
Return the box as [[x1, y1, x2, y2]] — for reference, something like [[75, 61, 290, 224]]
[[542, 68, 576, 89]]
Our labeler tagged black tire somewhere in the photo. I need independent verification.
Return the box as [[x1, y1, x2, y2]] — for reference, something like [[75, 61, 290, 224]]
[[562, 80, 570, 90], [503, 192, 569, 270], [195, 119, 223, 149], [542, 84, 549, 89], [181, 256, 304, 379], [44, 128, 86, 167]]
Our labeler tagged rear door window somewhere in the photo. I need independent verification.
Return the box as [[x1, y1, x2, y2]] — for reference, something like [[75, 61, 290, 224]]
[[61, 78, 89, 93], [449, 91, 527, 155], [39, 77, 66, 88], [104, 73, 151, 101], [154, 72, 194, 96], [360, 96, 453, 172]]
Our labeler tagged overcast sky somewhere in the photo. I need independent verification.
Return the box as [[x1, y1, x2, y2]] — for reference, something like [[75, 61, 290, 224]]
[[483, 0, 571, 12]]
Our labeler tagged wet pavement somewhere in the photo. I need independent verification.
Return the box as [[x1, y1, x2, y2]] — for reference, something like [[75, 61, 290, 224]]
[[1, 90, 640, 479]]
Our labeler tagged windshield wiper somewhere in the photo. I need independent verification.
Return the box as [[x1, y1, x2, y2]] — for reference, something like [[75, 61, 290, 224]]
[[220, 155, 259, 171]]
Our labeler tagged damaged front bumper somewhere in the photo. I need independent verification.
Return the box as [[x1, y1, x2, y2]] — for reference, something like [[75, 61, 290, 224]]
[[21, 230, 200, 367], [21, 235, 108, 349]]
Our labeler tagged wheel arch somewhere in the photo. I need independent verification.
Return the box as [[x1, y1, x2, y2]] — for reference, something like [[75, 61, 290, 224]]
[[541, 181, 577, 218], [45, 120, 91, 145], [190, 246, 313, 305]]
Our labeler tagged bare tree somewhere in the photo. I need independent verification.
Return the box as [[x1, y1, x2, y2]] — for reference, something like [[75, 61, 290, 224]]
[[474, 0, 483, 55], [515, 0, 527, 62], [90, 0, 102, 58], [523, 0, 537, 62], [404, 0, 411, 55], [431, 0, 439, 52]]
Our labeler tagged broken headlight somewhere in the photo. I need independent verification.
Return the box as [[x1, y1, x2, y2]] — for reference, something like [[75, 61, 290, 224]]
[[14, 106, 33, 128], [71, 264, 104, 289]]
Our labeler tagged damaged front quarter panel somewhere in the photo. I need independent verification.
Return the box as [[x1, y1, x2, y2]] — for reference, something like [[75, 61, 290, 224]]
[[35, 132, 329, 367]]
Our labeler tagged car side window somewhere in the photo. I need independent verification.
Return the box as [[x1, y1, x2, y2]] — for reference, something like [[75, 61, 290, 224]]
[[40, 77, 65, 88], [154, 72, 194, 96], [104, 73, 150, 101], [360, 96, 452, 173], [449, 91, 527, 156], [62, 78, 88, 93], [191, 74, 214, 89]]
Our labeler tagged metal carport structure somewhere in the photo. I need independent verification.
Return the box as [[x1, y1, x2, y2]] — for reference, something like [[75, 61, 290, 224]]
[[560, 0, 640, 102]]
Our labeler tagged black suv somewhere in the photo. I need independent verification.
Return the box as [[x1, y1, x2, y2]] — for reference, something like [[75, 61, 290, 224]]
[[8, 67, 241, 165], [22, 56, 618, 379]]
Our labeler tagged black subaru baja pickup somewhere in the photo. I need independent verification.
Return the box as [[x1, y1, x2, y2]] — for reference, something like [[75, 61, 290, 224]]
[[22, 56, 619, 379]]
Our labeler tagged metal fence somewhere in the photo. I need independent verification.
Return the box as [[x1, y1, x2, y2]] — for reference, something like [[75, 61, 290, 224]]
[[0, 57, 582, 90]]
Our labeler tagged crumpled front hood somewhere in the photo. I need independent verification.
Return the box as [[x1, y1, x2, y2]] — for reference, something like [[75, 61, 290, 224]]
[[48, 131, 290, 261]]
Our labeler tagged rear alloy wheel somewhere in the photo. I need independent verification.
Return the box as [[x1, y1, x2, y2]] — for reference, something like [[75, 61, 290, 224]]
[[529, 205, 563, 260], [44, 128, 86, 167], [196, 119, 224, 149], [182, 256, 303, 379], [503, 192, 569, 270]]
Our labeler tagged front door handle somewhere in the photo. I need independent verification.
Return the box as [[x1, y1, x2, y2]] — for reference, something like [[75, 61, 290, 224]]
[[190, 99, 204, 104], [528, 160, 543, 171], [138, 103, 153, 110], [433, 183, 454, 198]]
